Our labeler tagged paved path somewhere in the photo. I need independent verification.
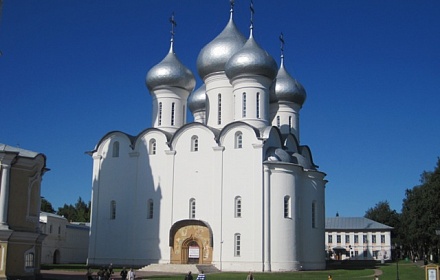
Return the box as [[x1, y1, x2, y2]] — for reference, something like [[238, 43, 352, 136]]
[[41, 269, 180, 280]]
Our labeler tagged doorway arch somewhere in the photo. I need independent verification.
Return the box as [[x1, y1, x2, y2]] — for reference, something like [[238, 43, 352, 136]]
[[169, 220, 213, 264]]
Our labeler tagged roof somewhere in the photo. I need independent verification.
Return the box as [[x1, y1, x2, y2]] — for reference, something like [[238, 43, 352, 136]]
[[325, 217, 393, 231], [0, 143, 41, 158]]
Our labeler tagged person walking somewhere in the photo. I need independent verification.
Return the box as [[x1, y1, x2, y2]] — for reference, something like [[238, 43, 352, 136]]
[[246, 272, 254, 280], [127, 268, 136, 280], [120, 267, 128, 280], [196, 270, 206, 280], [185, 271, 194, 280]]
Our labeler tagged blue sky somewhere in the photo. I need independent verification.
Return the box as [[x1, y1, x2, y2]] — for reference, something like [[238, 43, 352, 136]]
[[1, 0, 439, 217]]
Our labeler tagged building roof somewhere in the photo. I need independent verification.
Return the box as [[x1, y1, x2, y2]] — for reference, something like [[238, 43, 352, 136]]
[[0, 143, 41, 158], [325, 217, 393, 231]]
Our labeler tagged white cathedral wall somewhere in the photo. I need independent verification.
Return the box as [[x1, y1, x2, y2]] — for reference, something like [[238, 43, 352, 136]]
[[204, 73, 234, 129], [273, 102, 301, 139]]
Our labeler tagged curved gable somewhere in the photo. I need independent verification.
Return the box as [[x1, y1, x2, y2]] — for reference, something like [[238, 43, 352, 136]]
[[169, 122, 218, 151], [93, 131, 135, 157], [300, 145, 318, 169], [283, 134, 300, 153]]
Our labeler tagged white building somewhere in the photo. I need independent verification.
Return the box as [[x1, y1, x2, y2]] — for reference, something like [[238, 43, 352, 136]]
[[40, 212, 89, 264], [325, 217, 393, 261], [87, 2, 327, 272]]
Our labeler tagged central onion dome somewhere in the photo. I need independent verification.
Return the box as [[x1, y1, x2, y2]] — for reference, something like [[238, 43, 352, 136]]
[[270, 61, 306, 105], [196, 16, 246, 80], [188, 84, 206, 113], [225, 35, 278, 81], [146, 46, 196, 92]]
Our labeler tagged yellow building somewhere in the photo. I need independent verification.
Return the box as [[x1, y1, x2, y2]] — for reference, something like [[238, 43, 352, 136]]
[[0, 144, 48, 279]]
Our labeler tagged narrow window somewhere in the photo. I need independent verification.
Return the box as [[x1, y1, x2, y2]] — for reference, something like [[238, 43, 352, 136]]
[[49, 224, 53, 234], [218, 94, 222, 125], [158, 102, 162, 126], [149, 139, 157, 155], [256, 92, 260, 118], [337, 235, 341, 243], [284, 195, 291, 218], [25, 253, 35, 268], [381, 235, 385, 243], [328, 235, 333, 243], [147, 199, 154, 219], [311, 201, 316, 228], [289, 116, 292, 132], [235, 196, 242, 218], [354, 235, 359, 243], [189, 198, 196, 218], [191, 136, 199, 152], [110, 200, 116, 220], [234, 233, 241, 256], [372, 235, 376, 244], [58, 226, 61, 235], [346, 235, 350, 243], [112, 141, 119, 157], [171, 102, 175, 126], [363, 235, 367, 243], [277, 116, 280, 128], [242, 92, 247, 117], [235, 132, 243, 149]]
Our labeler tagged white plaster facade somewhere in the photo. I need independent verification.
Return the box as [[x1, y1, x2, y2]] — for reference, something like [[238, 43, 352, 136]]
[[325, 217, 393, 261], [40, 212, 90, 264], [87, 4, 327, 272]]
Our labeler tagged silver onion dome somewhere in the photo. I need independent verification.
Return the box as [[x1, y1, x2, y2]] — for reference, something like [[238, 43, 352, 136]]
[[188, 84, 206, 113], [225, 36, 278, 81], [270, 62, 306, 105], [266, 147, 294, 163], [146, 48, 196, 93], [196, 16, 246, 80]]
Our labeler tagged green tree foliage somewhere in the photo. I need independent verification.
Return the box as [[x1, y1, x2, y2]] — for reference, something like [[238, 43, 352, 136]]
[[40, 197, 55, 213], [365, 200, 401, 242], [56, 197, 91, 222], [401, 158, 440, 259]]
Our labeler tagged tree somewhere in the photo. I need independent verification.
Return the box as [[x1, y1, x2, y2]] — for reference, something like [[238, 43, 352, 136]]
[[401, 158, 440, 261], [365, 200, 401, 242], [40, 197, 55, 213], [57, 197, 91, 222]]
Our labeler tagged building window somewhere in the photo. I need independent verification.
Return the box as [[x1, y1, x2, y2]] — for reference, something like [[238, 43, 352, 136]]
[[355, 251, 359, 257], [363, 250, 368, 258], [363, 235, 367, 243], [277, 116, 280, 128], [110, 200, 116, 220], [311, 201, 316, 228], [328, 235, 333, 243], [346, 235, 350, 243], [256, 92, 260, 118], [218, 94, 222, 125], [242, 92, 247, 117], [158, 102, 162, 125], [49, 224, 53, 234], [171, 102, 175, 126], [58, 226, 61, 235], [112, 141, 120, 157], [372, 235, 376, 244], [381, 235, 385, 243], [289, 116, 292, 132], [149, 139, 156, 155], [147, 199, 154, 219], [25, 253, 34, 268], [284, 195, 291, 218], [234, 233, 241, 256], [337, 235, 341, 243], [354, 235, 359, 243], [191, 136, 199, 152], [235, 196, 242, 218], [189, 198, 196, 219], [235, 132, 243, 149]]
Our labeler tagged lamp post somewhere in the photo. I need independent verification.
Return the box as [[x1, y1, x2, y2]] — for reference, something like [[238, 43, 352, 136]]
[[392, 243, 401, 280]]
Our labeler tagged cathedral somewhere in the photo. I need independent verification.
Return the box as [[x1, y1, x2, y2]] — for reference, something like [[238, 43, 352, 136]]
[[87, 2, 327, 272]]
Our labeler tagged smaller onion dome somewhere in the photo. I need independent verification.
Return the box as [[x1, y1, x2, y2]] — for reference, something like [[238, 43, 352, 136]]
[[146, 45, 196, 93], [196, 15, 246, 80], [270, 60, 306, 105], [225, 35, 278, 81], [188, 84, 206, 113]]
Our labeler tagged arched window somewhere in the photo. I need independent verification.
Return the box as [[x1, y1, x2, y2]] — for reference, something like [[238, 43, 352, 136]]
[[277, 116, 281, 128], [189, 198, 196, 218], [312, 201, 317, 228], [235, 196, 242, 218], [284, 195, 291, 218], [158, 102, 163, 125], [242, 92, 247, 117], [147, 199, 154, 219], [110, 200, 116, 220], [289, 116, 292, 133], [149, 139, 157, 155], [234, 233, 241, 256], [171, 102, 175, 126], [235, 132, 243, 149], [191, 136, 199, 152], [218, 94, 222, 125], [256, 92, 260, 118], [25, 252, 35, 268], [112, 141, 119, 157]]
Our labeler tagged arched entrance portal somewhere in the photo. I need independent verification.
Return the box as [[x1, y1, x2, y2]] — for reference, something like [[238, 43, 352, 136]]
[[169, 220, 213, 264]]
